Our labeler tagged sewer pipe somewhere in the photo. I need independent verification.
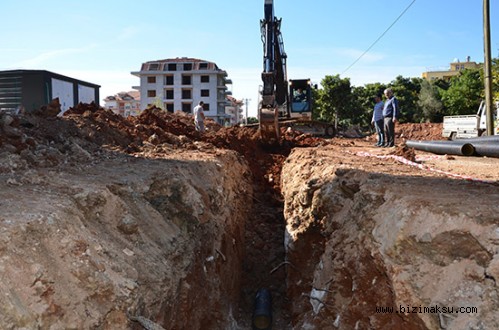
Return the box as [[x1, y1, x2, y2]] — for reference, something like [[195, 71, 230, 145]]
[[406, 140, 475, 156], [454, 135, 499, 144], [252, 288, 272, 330], [472, 143, 499, 157]]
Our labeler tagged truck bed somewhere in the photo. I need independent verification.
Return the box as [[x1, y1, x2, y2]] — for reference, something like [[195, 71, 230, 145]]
[[442, 115, 479, 139]]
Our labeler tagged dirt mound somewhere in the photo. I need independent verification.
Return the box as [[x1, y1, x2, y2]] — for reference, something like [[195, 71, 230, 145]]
[[0, 103, 449, 190], [389, 144, 417, 162], [0, 103, 326, 193], [397, 122, 445, 141]]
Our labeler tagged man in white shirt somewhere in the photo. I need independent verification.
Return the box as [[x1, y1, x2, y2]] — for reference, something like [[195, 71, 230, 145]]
[[193, 101, 205, 133]]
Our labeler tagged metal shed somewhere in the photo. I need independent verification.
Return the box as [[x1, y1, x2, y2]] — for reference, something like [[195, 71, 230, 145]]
[[0, 70, 100, 114]]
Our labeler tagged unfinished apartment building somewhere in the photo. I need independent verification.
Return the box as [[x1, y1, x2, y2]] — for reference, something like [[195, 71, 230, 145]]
[[131, 57, 233, 124]]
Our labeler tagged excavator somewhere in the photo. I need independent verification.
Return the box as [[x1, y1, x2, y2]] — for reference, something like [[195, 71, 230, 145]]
[[258, 0, 335, 141]]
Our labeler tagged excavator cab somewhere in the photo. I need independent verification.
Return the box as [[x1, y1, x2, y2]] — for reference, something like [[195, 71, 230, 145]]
[[290, 79, 312, 115]]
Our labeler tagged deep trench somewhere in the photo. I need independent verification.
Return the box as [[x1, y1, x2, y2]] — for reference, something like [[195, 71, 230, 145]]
[[237, 185, 290, 329], [233, 142, 296, 329]]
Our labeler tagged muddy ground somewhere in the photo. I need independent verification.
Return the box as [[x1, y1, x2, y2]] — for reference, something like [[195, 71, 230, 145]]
[[0, 103, 498, 329]]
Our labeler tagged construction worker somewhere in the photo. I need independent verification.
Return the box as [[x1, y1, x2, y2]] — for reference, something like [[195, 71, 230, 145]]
[[193, 101, 205, 133]]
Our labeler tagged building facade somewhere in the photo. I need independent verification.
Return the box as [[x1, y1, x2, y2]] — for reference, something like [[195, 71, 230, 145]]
[[103, 91, 141, 117], [131, 57, 233, 124], [225, 95, 244, 125], [0, 70, 100, 114], [422, 56, 481, 81]]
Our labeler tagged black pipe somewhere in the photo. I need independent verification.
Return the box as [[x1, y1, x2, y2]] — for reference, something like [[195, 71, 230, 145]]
[[406, 140, 475, 156], [252, 288, 272, 330], [472, 143, 499, 157], [455, 135, 499, 144]]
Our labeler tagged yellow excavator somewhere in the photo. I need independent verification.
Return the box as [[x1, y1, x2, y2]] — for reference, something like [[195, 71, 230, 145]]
[[258, 0, 335, 142]]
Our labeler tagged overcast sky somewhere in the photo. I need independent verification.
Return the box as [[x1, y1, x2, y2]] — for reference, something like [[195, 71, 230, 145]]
[[1, 0, 497, 117]]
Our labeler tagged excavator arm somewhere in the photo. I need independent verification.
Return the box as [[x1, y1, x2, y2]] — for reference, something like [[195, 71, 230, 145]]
[[259, 0, 289, 141]]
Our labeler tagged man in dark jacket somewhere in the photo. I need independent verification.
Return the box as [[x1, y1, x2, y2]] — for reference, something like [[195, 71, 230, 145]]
[[382, 88, 400, 147]]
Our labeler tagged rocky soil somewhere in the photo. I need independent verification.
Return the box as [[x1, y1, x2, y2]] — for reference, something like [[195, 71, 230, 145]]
[[0, 103, 498, 329]]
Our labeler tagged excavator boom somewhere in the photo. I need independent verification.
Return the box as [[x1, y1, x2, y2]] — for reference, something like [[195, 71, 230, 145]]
[[257, 0, 334, 140], [258, 0, 289, 141]]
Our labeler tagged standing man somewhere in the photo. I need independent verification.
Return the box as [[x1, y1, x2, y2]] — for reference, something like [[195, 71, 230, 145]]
[[382, 88, 400, 147], [371, 93, 385, 147], [193, 101, 205, 133]]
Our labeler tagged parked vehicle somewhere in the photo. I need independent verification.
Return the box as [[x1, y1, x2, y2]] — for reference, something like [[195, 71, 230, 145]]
[[442, 101, 499, 140]]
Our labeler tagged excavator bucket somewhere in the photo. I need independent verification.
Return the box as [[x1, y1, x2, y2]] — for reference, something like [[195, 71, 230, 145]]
[[259, 106, 280, 141]]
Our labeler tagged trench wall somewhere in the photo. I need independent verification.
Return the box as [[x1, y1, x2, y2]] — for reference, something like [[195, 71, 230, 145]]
[[0, 151, 252, 329], [281, 147, 499, 330]]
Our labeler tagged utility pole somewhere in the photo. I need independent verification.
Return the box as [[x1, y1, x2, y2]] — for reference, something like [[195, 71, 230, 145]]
[[244, 98, 251, 125], [483, 0, 494, 135]]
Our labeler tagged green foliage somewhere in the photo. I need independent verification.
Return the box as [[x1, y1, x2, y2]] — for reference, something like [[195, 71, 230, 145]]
[[388, 76, 422, 123], [440, 69, 482, 115], [351, 83, 386, 128], [493, 58, 499, 101], [310, 56, 498, 129], [417, 79, 443, 122], [246, 116, 259, 124], [316, 75, 358, 128]]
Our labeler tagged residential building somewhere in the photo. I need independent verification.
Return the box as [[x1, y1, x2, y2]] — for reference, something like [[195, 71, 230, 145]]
[[103, 91, 141, 117], [131, 57, 233, 124], [225, 95, 244, 125], [422, 56, 481, 81], [0, 69, 100, 114]]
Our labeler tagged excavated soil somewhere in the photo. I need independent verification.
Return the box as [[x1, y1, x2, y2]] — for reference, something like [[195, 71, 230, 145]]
[[0, 103, 498, 329]]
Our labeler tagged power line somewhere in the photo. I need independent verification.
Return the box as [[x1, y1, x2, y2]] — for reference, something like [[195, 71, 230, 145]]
[[342, 0, 417, 75]]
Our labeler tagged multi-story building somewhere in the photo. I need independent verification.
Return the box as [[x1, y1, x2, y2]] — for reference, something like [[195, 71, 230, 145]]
[[225, 95, 244, 125], [422, 56, 481, 81], [131, 57, 233, 124], [103, 91, 141, 117]]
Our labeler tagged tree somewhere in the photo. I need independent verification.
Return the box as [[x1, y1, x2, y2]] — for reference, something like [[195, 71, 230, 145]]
[[246, 116, 259, 124], [389, 76, 422, 122], [316, 75, 354, 130], [441, 69, 482, 115], [417, 79, 443, 122], [351, 83, 386, 129], [492, 57, 499, 101]]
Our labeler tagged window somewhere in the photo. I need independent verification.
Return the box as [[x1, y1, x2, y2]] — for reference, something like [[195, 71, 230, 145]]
[[203, 103, 210, 111], [167, 63, 177, 71], [182, 102, 192, 113], [199, 62, 208, 69], [164, 103, 174, 113], [165, 89, 174, 99], [147, 76, 156, 83], [183, 63, 193, 71], [182, 75, 192, 85], [182, 89, 192, 99], [201, 75, 210, 83], [201, 89, 210, 97], [147, 90, 156, 97], [164, 75, 174, 85], [148, 63, 159, 71]]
